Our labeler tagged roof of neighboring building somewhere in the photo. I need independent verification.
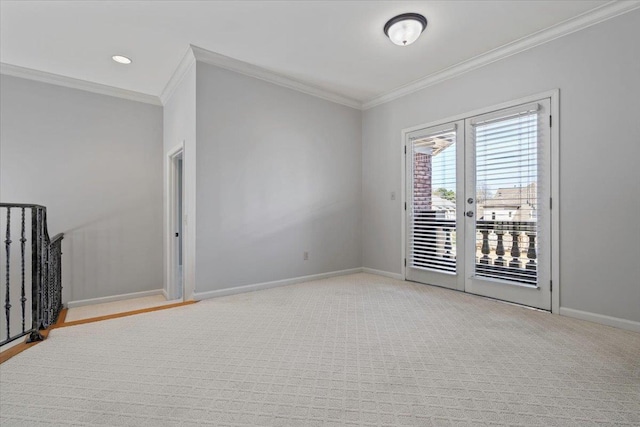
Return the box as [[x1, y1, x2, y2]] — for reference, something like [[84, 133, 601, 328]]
[[481, 183, 537, 209], [431, 195, 456, 210]]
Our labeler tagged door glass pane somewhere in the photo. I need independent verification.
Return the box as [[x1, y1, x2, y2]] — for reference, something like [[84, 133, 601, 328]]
[[473, 110, 538, 285], [409, 128, 457, 273]]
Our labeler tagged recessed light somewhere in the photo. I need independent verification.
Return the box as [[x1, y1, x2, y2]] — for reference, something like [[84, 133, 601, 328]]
[[384, 13, 427, 46], [112, 55, 132, 64]]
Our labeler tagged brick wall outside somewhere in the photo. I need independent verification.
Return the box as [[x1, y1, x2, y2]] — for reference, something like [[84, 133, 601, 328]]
[[413, 152, 432, 212]]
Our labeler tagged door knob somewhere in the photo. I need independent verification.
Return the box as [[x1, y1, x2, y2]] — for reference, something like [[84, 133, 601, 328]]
[[466, 211, 474, 217], [467, 198, 474, 204]]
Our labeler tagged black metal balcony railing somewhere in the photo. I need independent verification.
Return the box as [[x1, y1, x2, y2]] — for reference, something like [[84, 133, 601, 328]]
[[1, 203, 64, 347], [410, 212, 537, 286]]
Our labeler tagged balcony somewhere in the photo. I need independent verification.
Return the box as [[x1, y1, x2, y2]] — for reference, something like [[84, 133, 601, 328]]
[[411, 212, 537, 286]]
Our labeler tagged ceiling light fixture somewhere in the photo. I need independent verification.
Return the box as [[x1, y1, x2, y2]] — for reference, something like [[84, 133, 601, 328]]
[[112, 55, 132, 64], [384, 13, 427, 46]]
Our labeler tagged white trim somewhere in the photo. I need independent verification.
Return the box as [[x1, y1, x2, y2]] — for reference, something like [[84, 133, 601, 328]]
[[193, 268, 363, 301], [402, 90, 560, 135], [3, 1, 635, 111], [2, 1, 636, 111], [550, 91, 561, 314], [363, 1, 640, 110], [67, 289, 163, 308], [190, 45, 362, 110], [401, 129, 407, 281], [362, 268, 403, 281], [559, 307, 640, 333], [162, 289, 170, 301], [159, 47, 196, 105], [0, 62, 162, 106], [183, 137, 197, 302]]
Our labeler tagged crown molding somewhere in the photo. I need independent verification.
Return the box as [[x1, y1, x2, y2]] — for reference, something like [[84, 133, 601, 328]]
[[362, 0, 640, 110], [0, 62, 162, 106], [159, 47, 196, 105], [2, 1, 636, 111], [190, 45, 362, 110]]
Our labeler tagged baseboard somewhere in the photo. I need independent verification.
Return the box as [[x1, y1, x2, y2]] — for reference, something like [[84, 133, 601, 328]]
[[193, 268, 363, 301], [559, 307, 640, 333], [362, 268, 403, 281], [67, 289, 164, 308]]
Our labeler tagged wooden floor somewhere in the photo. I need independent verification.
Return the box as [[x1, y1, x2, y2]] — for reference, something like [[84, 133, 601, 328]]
[[65, 295, 180, 322], [0, 301, 197, 364]]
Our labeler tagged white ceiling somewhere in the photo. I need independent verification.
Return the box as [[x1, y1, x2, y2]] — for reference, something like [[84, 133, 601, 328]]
[[0, 1, 615, 104]]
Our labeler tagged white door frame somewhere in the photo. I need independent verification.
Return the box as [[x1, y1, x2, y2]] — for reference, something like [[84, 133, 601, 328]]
[[166, 142, 185, 301], [401, 89, 560, 313], [463, 98, 551, 310], [404, 120, 466, 292]]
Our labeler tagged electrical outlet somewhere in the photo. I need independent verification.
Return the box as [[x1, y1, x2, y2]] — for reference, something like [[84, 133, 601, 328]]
[[303, 251, 309, 261]]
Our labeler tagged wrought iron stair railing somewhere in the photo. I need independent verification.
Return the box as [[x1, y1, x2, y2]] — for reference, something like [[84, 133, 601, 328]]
[[1, 203, 64, 347]]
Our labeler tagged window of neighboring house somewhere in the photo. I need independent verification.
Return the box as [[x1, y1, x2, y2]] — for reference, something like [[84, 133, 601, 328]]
[[492, 212, 496, 220]]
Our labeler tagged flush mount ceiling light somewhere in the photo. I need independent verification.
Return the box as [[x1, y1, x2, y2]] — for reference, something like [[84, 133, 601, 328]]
[[384, 13, 427, 46], [112, 55, 132, 64]]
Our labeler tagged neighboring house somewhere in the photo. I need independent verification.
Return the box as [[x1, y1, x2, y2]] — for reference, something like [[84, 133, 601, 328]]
[[478, 183, 536, 221], [430, 194, 456, 219]]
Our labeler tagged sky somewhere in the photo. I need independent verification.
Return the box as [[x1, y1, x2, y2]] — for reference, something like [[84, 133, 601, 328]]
[[430, 114, 538, 202]]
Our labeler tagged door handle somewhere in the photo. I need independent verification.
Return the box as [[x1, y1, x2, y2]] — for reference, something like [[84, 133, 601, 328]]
[[466, 211, 474, 218]]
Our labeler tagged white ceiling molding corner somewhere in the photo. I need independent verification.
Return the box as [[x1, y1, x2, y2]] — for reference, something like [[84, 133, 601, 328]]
[[362, 0, 640, 110], [190, 45, 363, 110], [159, 47, 197, 105], [0, 62, 162, 106]]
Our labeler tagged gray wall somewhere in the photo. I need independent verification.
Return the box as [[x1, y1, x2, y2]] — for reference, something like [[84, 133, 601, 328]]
[[0, 75, 164, 302], [363, 11, 640, 322], [195, 62, 362, 292]]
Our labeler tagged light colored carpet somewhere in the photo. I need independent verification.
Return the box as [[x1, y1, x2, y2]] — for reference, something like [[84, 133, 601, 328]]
[[65, 295, 176, 322], [1, 273, 638, 426]]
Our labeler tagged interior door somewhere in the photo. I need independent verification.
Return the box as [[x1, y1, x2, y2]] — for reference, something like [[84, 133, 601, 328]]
[[405, 121, 465, 291], [463, 99, 551, 310]]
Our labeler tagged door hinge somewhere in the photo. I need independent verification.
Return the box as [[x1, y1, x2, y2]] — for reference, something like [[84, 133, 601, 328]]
[[404, 258, 407, 267], [549, 115, 552, 127], [404, 202, 407, 211], [404, 145, 407, 154], [550, 280, 553, 292], [550, 197, 552, 209]]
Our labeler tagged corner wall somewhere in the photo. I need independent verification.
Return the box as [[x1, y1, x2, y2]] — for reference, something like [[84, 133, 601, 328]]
[[0, 75, 164, 302], [195, 62, 362, 293], [163, 56, 197, 300], [362, 10, 640, 323]]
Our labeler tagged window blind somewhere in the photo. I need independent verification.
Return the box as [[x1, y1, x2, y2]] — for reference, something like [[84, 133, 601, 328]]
[[408, 126, 457, 273], [471, 103, 541, 285]]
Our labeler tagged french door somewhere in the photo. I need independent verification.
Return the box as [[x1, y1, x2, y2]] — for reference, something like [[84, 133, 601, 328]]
[[405, 121, 465, 291], [405, 98, 551, 310]]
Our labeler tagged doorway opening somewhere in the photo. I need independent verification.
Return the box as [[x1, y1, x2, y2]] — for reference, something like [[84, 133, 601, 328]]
[[168, 145, 185, 301]]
